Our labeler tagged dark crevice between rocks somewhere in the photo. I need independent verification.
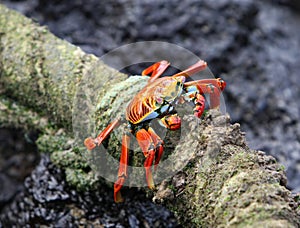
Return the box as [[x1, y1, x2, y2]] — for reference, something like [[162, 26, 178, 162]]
[[0, 128, 40, 212]]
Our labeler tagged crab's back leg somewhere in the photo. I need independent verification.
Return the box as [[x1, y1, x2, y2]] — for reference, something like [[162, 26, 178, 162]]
[[172, 60, 207, 78], [84, 117, 121, 150], [142, 60, 170, 82], [147, 127, 164, 171], [135, 128, 156, 189], [190, 78, 226, 91], [114, 131, 131, 203]]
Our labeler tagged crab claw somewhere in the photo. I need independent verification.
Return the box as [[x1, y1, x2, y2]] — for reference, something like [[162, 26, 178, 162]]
[[193, 93, 206, 118], [84, 137, 97, 150], [160, 114, 181, 130]]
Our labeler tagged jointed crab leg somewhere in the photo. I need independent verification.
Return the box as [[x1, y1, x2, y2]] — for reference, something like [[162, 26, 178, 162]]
[[135, 128, 156, 189], [84, 117, 121, 150], [147, 127, 164, 170], [142, 59, 208, 83], [172, 60, 207, 78], [114, 131, 131, 203], [191, 78, 226, 91], [142, 60, 170, 82]]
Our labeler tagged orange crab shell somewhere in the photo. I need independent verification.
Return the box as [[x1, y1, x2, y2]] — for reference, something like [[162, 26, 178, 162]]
[[126, 76, 185, 125]]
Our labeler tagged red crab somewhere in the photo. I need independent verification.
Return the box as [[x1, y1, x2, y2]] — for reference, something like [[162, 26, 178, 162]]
[[84, 60, 226, 202]]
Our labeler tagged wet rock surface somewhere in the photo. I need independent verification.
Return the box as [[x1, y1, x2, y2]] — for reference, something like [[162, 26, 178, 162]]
[[1, 0, 300, 226], [0, 128, 39, 209], [0, 155, 178, 227]]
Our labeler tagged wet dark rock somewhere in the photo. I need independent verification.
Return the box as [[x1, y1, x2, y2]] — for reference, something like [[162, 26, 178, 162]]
[[273, 0, 300, 11], [0, 174, 20, 207], [0, 155, 179, 227], [226, 2, 300, 191], [24, 158, 69, 203], [0, 128, 39, 208]]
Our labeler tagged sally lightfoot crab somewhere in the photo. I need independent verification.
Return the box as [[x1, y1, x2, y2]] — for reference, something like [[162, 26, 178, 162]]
[[84, 60, 226, 202]]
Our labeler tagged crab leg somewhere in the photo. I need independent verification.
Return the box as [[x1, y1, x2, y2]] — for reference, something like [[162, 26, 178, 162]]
[[191, 78, 226, 91], [135, 129, 156, 189], [114, 132, 131, 203], [172, 60, 207, 78], [84, 117, 121, 150], [142, 60, 170, 82], [184, 82, 221, 109], [147, 127, 164, 171]]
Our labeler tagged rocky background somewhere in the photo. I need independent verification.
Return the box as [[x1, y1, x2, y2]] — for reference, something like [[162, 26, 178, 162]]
[[1, 0, 300, 226]]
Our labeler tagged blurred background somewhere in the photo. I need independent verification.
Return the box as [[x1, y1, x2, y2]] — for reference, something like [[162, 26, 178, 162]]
[[1, 0, 300, 226]]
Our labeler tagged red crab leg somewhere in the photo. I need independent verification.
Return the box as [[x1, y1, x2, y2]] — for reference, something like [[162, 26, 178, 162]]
[[84, 117, 121, 150], [135, 129, 156, 189], [114, 132, 130, 203], [192, 78, 226, 91], [142, 60, 170, 82], [172, 60, 207, 78], [147, 127, 164, 171], [184, 82, 221, 108]]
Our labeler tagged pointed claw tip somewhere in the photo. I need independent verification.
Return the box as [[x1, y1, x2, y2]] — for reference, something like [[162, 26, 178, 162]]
[[84, 137, 96, 150], [146, 172, 155, 190], [149, 184, 156, 190], [201, 59, 207, 65], [114, 191, 124, 203]]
